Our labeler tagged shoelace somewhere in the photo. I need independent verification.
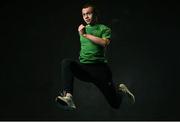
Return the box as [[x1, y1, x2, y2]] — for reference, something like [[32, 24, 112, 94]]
[[60, 90, 67, 97], [121, 88, 127, 93]]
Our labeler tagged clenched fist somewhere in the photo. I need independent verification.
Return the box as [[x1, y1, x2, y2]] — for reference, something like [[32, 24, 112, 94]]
[[78, 24, 85, 35]]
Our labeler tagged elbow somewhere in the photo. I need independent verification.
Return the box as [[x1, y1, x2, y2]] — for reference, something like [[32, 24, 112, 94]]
[[101, 41, 108, 47], [102, 38, 110, 47]]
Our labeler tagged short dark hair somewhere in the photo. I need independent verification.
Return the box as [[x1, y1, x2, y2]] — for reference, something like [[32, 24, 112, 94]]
[[82, 1, 99, 18]]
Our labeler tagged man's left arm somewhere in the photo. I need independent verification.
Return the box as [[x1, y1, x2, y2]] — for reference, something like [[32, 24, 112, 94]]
[[82, 34, 110, 47]]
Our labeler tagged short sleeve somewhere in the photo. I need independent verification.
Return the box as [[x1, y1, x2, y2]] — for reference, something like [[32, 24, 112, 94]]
[[101, 26, 111, 39]]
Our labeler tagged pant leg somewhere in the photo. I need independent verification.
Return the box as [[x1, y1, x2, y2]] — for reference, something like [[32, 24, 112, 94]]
[[61, 59, 75, 94], [61, 59, 94, 94], [94, 80, 122, 109], [89, 63, 122, 109]]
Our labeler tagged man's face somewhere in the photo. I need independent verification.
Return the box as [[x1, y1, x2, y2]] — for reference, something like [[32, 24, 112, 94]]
[[82, 6, 94, 25]]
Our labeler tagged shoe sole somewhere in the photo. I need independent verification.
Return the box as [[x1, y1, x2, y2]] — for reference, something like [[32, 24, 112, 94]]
[[55, 97, 76, 111], [125, 90, 135, 104]]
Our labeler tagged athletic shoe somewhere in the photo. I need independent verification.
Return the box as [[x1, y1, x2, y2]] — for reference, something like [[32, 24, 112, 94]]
[[118, 84, 135, 104], [55, 91, 76, 110]]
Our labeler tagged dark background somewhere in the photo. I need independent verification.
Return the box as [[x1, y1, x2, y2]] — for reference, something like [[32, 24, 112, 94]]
[[0, 0, 179, 120]]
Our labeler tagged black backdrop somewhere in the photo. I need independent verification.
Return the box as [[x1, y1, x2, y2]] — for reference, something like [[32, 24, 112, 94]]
[[0, 0, 179, 120]]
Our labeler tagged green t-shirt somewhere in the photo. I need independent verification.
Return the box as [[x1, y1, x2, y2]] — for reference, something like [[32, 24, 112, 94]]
[[79, 24, 111, 63]]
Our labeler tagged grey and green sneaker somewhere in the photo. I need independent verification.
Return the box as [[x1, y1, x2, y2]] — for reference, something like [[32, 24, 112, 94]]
[[55, 91, 76, 110], [118, 84, 135, 104]]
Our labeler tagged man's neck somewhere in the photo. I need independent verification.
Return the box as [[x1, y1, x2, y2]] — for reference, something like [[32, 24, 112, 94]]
[[88, 22, 98, 26]]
